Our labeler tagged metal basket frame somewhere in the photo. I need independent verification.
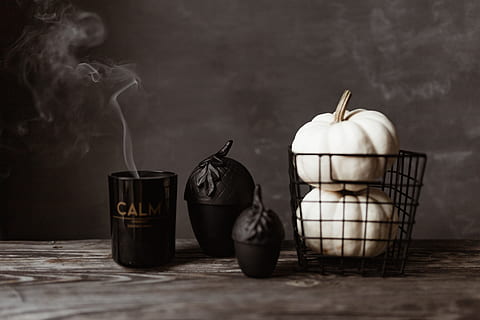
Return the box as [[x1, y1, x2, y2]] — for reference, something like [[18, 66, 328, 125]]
[[288, 149, 427, 276]]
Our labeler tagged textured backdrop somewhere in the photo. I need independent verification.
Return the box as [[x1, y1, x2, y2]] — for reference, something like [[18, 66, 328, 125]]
[[1, 0, 479, 239]]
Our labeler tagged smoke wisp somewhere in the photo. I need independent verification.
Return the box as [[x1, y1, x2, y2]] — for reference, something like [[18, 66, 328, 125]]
[[2, 0, 140, 177]]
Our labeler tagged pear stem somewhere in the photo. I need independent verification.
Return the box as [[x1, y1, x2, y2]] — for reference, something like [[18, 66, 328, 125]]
[[248, 184, 266, 234], [253, 184, 264, 212]]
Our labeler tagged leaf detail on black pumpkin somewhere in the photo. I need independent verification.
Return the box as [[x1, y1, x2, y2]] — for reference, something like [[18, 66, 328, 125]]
[[232, 184, 284, 245], [194, 140, 233, 197], [206, 169, 215, 196], [244, 185, 271, 242], [260, 215, 268, 227], [209, 165, 220, 181], [195, 166, 208, 186], [244, 213, 258, 241]]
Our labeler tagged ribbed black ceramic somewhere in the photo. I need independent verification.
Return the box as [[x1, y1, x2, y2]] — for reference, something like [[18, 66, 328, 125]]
[[108, 170, 177, 267]]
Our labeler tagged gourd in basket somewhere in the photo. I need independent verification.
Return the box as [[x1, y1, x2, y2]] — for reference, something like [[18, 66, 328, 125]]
[[296, 187, 398, 257], [291, 90, 399, 191]]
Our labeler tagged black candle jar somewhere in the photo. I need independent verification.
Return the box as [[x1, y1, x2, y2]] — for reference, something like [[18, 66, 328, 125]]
[[108, 171, 177, 267]]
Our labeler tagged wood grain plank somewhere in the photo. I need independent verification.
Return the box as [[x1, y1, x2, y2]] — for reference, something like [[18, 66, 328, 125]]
[[0, 240, 479, 320]]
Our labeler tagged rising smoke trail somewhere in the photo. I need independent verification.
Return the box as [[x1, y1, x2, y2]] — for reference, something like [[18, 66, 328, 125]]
[[75, 62, 141, 178], [3, 0, 140, 177], [109, 74, 140, 179]]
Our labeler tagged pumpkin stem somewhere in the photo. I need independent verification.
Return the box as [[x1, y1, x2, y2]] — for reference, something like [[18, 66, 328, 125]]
[[249, 184, 266, 232], [333, 89, 352, 122], [252, 184, 264, 213], [216, 140, 233, 157]]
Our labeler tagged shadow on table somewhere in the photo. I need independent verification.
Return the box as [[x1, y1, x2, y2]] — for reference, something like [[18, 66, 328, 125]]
[[126, 241, 300, 278]]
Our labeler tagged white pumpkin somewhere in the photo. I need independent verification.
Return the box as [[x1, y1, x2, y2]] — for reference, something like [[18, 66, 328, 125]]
[[291, 90, 399, 191], [296, 187, 398, 257]]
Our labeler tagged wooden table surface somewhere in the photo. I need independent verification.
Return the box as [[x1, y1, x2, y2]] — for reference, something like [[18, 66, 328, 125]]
[[0, 240, 478, 320]]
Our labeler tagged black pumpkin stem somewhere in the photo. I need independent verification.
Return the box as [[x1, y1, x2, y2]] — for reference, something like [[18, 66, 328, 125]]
[[216, 140, 233, 157], [252, 184, 264, 213], [247, 185, 269, 237]]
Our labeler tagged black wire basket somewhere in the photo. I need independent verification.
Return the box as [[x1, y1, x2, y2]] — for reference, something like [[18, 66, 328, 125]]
[[288, 148, 427, 276]]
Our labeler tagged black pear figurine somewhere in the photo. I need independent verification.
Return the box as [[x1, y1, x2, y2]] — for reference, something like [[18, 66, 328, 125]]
[[232, 185, 285, 278], [185, 140, 255, 257]]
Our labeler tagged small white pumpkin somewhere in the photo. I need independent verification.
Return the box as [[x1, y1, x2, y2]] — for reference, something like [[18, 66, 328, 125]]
[[291, 90, 399, 191], [296, 187, 398, 257]]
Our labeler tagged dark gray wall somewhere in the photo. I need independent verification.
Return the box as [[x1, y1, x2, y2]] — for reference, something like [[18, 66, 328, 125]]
[[1, 0, 479, 239]]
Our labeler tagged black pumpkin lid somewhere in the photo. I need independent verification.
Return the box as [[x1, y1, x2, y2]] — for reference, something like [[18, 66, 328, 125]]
[[184, 140, 255, 206], [232, 185, 285, 245]]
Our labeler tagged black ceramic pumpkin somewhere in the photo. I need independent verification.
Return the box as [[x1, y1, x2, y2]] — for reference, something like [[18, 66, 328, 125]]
[[232, 185, 285, 278], [185, 140, 255, 257]]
